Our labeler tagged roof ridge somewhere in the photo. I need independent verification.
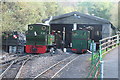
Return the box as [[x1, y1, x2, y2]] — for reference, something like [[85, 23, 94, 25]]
[[43, 11, 110, 24]]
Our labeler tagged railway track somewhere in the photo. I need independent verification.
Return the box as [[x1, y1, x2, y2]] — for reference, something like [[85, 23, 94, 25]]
[[0, 54, 29, 70], [0, 54, 38, 79], [33, 54, 80, 79], [0, 54, 25, 64], [0, 55, 29, 71]]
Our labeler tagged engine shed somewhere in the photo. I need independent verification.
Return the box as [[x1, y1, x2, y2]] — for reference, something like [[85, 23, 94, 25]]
[[43, 11, 116, 49]]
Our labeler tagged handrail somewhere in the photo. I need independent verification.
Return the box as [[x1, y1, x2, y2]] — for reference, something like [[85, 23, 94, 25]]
[[87, 34, 120, 79]]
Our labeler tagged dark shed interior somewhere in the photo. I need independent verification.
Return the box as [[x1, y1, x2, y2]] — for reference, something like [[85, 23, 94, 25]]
[[77, 24, 102, 42], [51, 24, 73, 48]]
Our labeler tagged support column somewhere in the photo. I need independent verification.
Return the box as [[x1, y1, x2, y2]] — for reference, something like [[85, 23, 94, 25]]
[[73, 23, 77, 30], [63, 27, 65, 52]]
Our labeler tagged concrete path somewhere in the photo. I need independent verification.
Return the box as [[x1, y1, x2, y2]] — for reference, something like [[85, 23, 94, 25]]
[[103, 46, 119, 78]]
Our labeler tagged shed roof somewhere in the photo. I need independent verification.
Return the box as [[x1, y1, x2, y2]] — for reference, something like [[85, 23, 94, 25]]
[[43, 11, 111, 24]]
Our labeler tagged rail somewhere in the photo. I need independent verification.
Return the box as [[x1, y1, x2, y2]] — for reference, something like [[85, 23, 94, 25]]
[[33, 54, 79, 79], [87, 34, 120, 79]]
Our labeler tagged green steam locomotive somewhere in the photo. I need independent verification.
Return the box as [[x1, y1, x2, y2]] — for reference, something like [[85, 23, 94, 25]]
[[25, 23, 55, 53], [71, 30, 91, 53]]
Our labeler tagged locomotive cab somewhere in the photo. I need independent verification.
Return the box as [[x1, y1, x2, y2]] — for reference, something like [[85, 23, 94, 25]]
[[71, 30, 90, 53]]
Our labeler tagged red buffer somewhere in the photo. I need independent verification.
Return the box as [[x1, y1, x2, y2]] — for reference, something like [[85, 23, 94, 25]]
[[26, 45, 46, 54]]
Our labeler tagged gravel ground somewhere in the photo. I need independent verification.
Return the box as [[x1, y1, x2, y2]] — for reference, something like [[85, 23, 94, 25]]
[[20, 50, 72, 78], [37, 54, 78, 78], [1, 49, 91, 78]]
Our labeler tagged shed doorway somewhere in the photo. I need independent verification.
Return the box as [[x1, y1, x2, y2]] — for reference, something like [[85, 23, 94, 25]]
[[51, 24, 73, 48]]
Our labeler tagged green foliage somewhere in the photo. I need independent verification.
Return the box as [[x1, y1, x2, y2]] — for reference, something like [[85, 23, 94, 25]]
[[77, 2, 118, 29], [63, 6, 77, 13], [1, 2, 62, 32], [118, 2, 120, 30], [110, 2, 118, 28], [44, 2, 60, 16], [77, 2, 113, 20]]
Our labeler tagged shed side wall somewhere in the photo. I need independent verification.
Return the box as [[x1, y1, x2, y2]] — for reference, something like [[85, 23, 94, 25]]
[[102, 24, 111, 38]]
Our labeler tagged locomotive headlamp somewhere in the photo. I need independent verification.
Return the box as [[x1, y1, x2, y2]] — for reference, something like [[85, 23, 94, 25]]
[[29, 26, 33, 30], [41, 26, 46, 30]]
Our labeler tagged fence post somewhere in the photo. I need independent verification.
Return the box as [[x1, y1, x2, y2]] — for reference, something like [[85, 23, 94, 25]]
[[117, 34, 119, 45], [99, 40, 102, 61], [91, 40, 94, 65], [99, 40, 103, 80], [100, 61, 104, 80]]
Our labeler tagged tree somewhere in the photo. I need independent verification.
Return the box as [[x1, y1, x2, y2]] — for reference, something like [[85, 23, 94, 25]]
[[63, 6, 77, 13], [109, 2, 118, 28], [77, 2, 119, 29], [1, 2, 62, 32], [118, 2, 120, 30], [77, 2, 113, 20], [44, 2, 62, 17]]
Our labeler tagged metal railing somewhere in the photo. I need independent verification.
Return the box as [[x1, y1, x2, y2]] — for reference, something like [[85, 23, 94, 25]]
[[87, 41, 101, 78], [87, 34, 120, 79], [99, 34, 120, 56]]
